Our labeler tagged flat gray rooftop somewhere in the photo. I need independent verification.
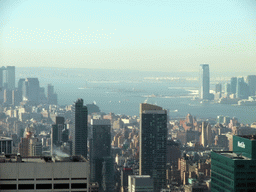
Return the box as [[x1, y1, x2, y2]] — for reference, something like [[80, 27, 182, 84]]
[[213, 151, 251, 160], [0, 155, 88, 163]]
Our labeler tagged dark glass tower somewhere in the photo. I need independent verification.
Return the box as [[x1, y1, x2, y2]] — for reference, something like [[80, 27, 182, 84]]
[[70, 99, 88, 158], [199, 64, 210, 100], [139, 103, 167, 192], [90, 119, 111, 186], [211, 135, 256, 192], [51, 117, 65, 146]]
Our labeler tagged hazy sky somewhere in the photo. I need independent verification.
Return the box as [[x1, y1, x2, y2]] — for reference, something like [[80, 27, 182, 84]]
[[0, 0, 255, 72]]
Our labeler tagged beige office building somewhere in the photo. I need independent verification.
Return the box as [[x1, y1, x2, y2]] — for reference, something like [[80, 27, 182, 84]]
[[0, 154, 89, 192]]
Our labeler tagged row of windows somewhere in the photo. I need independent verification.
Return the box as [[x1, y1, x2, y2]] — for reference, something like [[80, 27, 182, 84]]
[[211, 183, 226, 192], [236, 164, 256, 169], [0, 183, 87, 190], [211, 166, 233, 179], [236, 182, 246, 187], [234, 183, 256, 191], [211, 172, 232, 185], [212, 162, 234, 175], [211, 156, 234, 168], [0, 178, 87, 181], [211, 178, 233, 191]]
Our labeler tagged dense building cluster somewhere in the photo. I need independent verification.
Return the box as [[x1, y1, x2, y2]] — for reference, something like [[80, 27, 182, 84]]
[[199, 64, 256, 105], [1, 65, 256, 191]]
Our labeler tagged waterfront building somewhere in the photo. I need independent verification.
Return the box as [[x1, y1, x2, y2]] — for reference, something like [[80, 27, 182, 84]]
[[230, 77, 237, 95], [211, 135, 256, 192], [215, 83, 222, 94], [139, 103, 167, 191], [215, 83, 222, 99], [0, 154, 89, 191], [224, 83, 231, 95], [236, 77, 249, 99], [199, 64, 210, 100], [247, 75, 256, 96], [70, 99, 88, 157]]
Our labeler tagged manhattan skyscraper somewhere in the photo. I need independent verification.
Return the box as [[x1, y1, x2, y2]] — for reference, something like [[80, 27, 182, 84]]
[[70, 98, 88, 157], [139, 103, 167, 192], [199, 64, 210, 100], [90, 119, 111, 190]]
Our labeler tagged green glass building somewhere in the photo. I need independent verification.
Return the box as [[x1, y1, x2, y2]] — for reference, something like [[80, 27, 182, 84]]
[[211, 135, 256, 192]]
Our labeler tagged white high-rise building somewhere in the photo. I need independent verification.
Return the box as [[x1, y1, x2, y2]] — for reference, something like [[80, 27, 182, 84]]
[[199, 64, 210, 100]]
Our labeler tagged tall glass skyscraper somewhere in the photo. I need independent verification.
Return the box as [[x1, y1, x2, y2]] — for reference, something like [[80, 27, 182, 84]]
[[230, 77, 237, 95], [90, 119, 111, 189], [247, 75, 256, 96], [0, 66, 15, 90], [199, 64, 210, 100], [139, 103, 167, 192], [70, 99, 88, 158], [22, 78, 40, 105], [236, 77, 249, 99], [6, 66, 15, 90]]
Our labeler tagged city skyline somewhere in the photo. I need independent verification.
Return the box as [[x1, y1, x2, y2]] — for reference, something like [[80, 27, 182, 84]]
[[1, 64, 256, 191], [0, 0, 256, 72], [139, 103, 167, 191]]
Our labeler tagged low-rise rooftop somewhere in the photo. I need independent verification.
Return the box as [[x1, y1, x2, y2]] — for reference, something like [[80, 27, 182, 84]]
[[0, 137, 12, 141], [0, 154, 88, 163]]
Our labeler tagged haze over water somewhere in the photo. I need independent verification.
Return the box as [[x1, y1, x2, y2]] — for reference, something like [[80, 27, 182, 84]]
[[1, 1, 256, 123], [17, 67, 256, 124]]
